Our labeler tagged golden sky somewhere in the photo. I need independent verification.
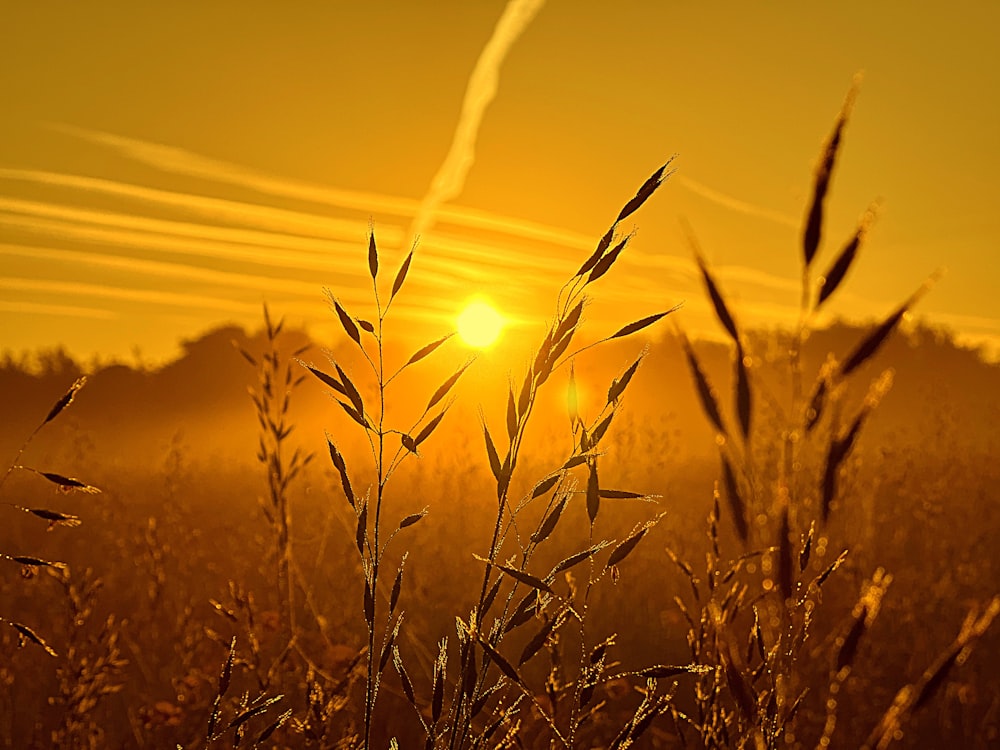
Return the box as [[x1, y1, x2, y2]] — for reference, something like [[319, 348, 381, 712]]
[[2, 1, 999, 365]]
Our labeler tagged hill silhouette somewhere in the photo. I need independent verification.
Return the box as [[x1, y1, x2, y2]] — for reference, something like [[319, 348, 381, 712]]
[[2, 319, 997, 475]]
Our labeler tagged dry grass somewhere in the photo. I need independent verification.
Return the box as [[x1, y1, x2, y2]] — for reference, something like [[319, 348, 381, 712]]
[[1, 83, 997, 750]]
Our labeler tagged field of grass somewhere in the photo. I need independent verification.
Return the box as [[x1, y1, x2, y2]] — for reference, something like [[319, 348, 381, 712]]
[[2, 91, 999, 749]]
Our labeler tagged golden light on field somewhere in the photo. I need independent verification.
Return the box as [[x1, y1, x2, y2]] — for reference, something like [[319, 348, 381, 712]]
[[456, 298, 505, 350]]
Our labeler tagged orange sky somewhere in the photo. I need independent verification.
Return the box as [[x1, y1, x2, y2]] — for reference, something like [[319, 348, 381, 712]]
[[2, 1, 999, 365]]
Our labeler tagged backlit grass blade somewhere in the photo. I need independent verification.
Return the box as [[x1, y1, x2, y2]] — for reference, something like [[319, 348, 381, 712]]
[[816, 205, 876, 308], [332, 297, 362, 347], [390, 248, 413, 301], [404, 334, 453, 368], [721, 454, 749, 544], [615, 160, 674, 224], [482, 421, 502, 481], [415, 410, 447, 447], [326, 435, 355, 508], [735, 342, 752, 440], [335, 363, 365, 418], [694, 251, 739, 343], [8, 621, 57, 656], [426, 360, 471, 411], [531, 494, 568, 545], [606, 525, 650, 569], [777, 506, 793, 602], [476, 556, 553, 594], [679, 331, 727, 437], [803, 77, 860, 269], [44, 376, 86, 425], [587, 236, 630, 284], [842, 272, 938, 377], [574, 160, 673, 278], [586, 459, 600, 525], [609, 305, 681, 340], [368, 228, 379, 280], [301, 363, 348, 398], [607, 355, 642, 405]]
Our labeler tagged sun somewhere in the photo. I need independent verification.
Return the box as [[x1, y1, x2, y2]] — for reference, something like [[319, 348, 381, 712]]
[[456, 298, 505, 349]]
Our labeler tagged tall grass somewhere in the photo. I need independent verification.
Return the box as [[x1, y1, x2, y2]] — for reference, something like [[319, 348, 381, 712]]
[[2, 84, 997, 749], [303, 161, 721, 749], [669, 77, 999, 748], [1, 376, 94, 657]]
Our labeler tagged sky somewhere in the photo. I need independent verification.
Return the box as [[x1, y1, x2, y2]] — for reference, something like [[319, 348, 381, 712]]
[[2, 1, 999, 366]]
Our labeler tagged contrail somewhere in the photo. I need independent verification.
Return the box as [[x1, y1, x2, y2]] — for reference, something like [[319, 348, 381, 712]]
[[405, 0, 546, 250]]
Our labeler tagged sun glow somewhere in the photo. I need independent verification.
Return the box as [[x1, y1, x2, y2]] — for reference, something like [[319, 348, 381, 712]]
[[457, 298, 505, 349]]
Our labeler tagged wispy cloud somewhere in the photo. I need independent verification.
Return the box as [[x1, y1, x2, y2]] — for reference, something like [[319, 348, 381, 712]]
[[0, 211, 352, 276], [46, 123, 419, 219], [41, 127, 599, 254], [0, 300, 116, 319], [11, 113, 965, 351], [0, 244, 320, 297], [0, 277, 259, 314], [674, 174, 798, 228], [0, 167, 384, 242], [0, 195, 382, 261]]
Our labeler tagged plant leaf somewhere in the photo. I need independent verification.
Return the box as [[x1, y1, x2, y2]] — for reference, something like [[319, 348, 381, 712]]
[[609, 305, 681, 340], [333, 298, 361, 347], [518, 614, 559, 666], [608, 354, 643, 404], [391, 249, 413, 301], [327, 436, 355, 507], [803, 78, 860, 268], [606, 528, 649, 569], [483, 422, 501, 481], [695, 252, 739, 342], [616, 161, 673, 223], [598, 489, 643, 499], [816, 210, 870, 308], [735, 342, 752, 440], [587, 236, 629, 284], [368, 228, 379, 280], [415, 410, 447, 446], [337, 399, 369, 430], [399, 510, 427, 530], [477, 635, 526, 689], [8, 622, 58, 656], [549, 544, 605, 578], [427, 360, 471, 412], [575, 227, 615, 278], [405, 334, 453, 368], [531, 495, 568, 545], [44, 376, 86, 425], [302, 362, 347, 397], [335, 364, 365, 418], [478, 557, 553, 594], [401, 433, 418, 455], [506, 385, 518, 442], [586, 460, 600, 525], [35, 471, 100, 493], [721, 454, 748, 544], [567, 364, 579, 427], [680, 333, 726, 436], [531, 474, 560, 499]]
